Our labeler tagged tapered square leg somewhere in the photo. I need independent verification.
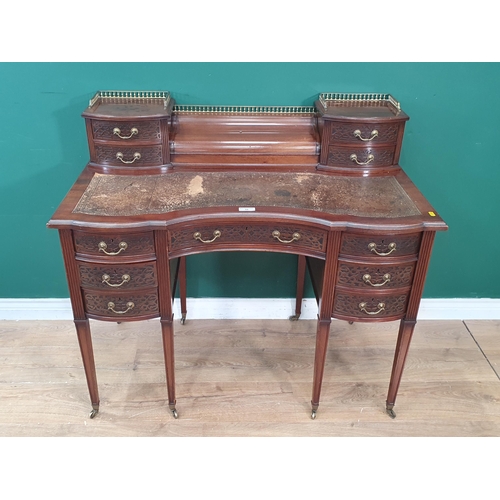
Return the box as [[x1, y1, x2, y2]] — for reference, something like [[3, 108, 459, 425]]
[[310, 318, 332, 419], [385, 318, 417, 418], [161, 317, 178, 418], [74, 319, 100, 418]]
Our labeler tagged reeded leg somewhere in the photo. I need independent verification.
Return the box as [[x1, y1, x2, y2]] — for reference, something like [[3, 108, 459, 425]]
[[179, 256, 187, 325], [385, 318, 417, 418], [290, 255, 306, 321], [74, 319, 100, 418], [310, 319, 332, 419], [161, 318, 178, 418]]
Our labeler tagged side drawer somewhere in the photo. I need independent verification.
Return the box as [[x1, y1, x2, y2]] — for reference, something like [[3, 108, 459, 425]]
[[78, 261, 158, 290], [333, 291, 409, 321], [327, 145, 396, 167], [168, 224, 327, 255], [330, 122, 402, 144], [94, 144, 164, 166], [91, 119, 161, 142], [340, 233, 421, 258], [337, 260, 416, 290], [83, 289, 159, 320], [73, 231, 156, 259]]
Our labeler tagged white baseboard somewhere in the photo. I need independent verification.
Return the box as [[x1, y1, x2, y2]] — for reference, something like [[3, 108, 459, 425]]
[[0, 298, 499, 321]]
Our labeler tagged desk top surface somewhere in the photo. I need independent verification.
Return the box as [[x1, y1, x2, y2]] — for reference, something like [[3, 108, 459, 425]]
[[48, 168, 447, 231], [74, 171, 420, 218]]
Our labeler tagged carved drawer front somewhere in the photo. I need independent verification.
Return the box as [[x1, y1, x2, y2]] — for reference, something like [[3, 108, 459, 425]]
[[73, 231, 155, 258], [330, 122, 402, 144], [340, 233, 421, 258], [83, 290, 159, 319], [337, 261, 416, 290], [91, 120, 162, 143], [333, 291, 409, 320], [78, 262, 158, 290], [169, 224, 327, 254], [327, 145, 395, 167], [94, 144, 164, 166]]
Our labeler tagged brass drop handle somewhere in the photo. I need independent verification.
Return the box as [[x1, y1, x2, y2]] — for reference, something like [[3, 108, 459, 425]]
[[353, 129, 378, 141], [107, 301, 135, 314], [113, 127, 138, 139], [193, 230, 222, 243], [272, 230, 301, 244], [102, 274, 131, 287], [363, 273, 391, 287], [359, 302, 386, 315], [350, 153, 374, 165], [116, 152, 141, 164], [98, 241, 128, 255], [368, 242, 396, 256]]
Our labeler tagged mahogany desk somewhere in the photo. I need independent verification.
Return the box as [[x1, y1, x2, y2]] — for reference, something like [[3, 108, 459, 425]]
[[48, 91, 447, 420]]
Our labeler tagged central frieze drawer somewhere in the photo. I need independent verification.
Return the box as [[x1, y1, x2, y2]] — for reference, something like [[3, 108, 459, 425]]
[[78, 262, 158, 290], [340, 233, 421, 258], [83, 289, 159, 319], [73, 231, 155, 258], [169, 224, 327, 254]]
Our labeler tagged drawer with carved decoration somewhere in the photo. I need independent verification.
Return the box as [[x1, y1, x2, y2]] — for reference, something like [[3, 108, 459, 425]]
[[168, 223, 327, 257], [336, 259, 416, 290], [340, 233, 422, 259], [73, 231, 156, 259], [332, 291, 409, 321], [78, 261, 158, 290], [90, 119, 162, 143], [327, 145, 396, 168], [329, 121, 403, 145], [93, 144, 164, 167], [82, 289, 159, 320]]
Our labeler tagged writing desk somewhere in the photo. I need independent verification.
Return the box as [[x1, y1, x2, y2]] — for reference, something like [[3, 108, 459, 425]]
[[48, 91, 447, 420]]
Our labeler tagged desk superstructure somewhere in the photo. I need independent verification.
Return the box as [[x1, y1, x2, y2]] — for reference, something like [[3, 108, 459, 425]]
[[48, 91, 447, 420]]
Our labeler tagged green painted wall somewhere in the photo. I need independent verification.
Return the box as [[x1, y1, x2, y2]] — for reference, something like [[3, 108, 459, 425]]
[[1, 62, 499, 299]]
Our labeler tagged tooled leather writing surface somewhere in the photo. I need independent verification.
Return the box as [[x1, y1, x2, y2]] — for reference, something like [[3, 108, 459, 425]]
[[73, 171, 421, 218]]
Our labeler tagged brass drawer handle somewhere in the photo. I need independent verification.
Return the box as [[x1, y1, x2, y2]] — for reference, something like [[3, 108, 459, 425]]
[[363, 273, 391, 287], [272, 230, 301, 244], [102, 274, 131, 287], [368, 242, 396, 256], [116, 152, 141, 164], [353, 129, 378, 141], [350, 153, 374, 165], [193, 230, 221, 243], [113, 127, 138, 139], [107, 301, 135, 314], [359, 302, 385, 315], [98, 241, 128, 255]]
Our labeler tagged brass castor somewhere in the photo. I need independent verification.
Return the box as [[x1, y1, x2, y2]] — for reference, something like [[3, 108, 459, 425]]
[[180, 314, 186, 325], [171, 409, 179, 419], [348, 321, 354, 325], [311, 410, 317, 420], [89, 405, 99, 419], [289, 314, 300, 321], [386, 405, 396, 419]]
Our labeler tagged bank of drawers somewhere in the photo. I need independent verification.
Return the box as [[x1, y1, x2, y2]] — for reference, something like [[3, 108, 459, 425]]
[[73, 230, 159, 320], [87, 118, 168, 168], [325, 121, 404, 169], [332, 232, 421, 321], [168, 223, 328, 257]]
